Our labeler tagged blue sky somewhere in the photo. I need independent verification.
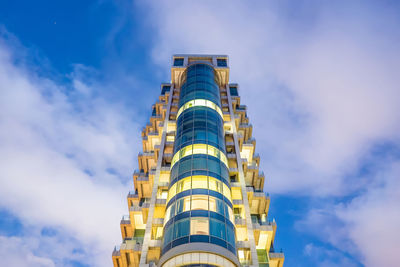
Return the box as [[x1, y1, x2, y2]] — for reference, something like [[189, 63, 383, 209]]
[[0, 1, 399, 266]]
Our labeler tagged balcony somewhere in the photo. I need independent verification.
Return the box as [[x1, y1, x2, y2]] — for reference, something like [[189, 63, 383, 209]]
[[155, 198, 167, 205], [127, 191, 138, 199], [112, 246, 120, 256], [227, 153, 237, 159], [236, 105, 247, 112], [269, 252, 284, 259], [251, 216, 275, 231], [121, 215, 130, 224], [152, 218, 164, 225], [130, 198, 150, 211], [244, 138, 255, 145], [234, 217, 246, 226], [120, 237, 143, 252], [269, 251, 285, 267]]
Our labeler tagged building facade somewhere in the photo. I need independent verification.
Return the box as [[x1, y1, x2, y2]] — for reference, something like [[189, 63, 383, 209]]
[[112, 55, 284, 267]]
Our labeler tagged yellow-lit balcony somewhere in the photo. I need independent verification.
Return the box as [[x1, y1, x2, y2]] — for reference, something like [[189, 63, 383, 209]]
[[120, 215, 133, 240], [252, 215, 276, 253], [246, 186, 270, 215], [129, 198, 150, 230], [269, 251, 285, 267], [133, 171, 153, 199], [138, 151, 156, 174]]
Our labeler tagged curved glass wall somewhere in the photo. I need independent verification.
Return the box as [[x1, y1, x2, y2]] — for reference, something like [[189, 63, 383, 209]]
[[162, 63, 236, 257]]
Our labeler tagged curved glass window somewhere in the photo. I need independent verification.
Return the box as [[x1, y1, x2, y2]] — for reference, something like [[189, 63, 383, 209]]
[[190, 217, 209, 235], [166, 176, 232, 204], [174, 218, 190, 239], [175, 107, 225, 153], [176, 196, 191, 214], [210, 219, 226, 240], [164, 195, 234, 226], [177, 99, 223, 120], [171, 144, 228, 169]]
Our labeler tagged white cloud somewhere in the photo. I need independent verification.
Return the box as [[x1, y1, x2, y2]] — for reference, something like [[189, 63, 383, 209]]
[[0, 236, 55, 267], [0, 32, 142, 266], [335, 160, 400, 267]]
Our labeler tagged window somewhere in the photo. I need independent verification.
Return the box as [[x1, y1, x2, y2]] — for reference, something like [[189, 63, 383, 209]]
[[190, 217, 209, 235], [161, 85, 171, 95], [231, 188, 242, 200], [210, 219, 226, 239], [191, 195, 208, 210], [192, 175, 208, 189], [209, 197, 217, 212], [209, 178, 223, 194], [177, 177, 191, 193], [174, 218, 190, 239], [164, 224, 173, 245], [217, 58, 227, 67], [151, 226, 163, 240], [164, 205, 171, 223], [192, 143, 207, 155], [226, 205, 234, 222], [229, 86, 238, 96], [236, 226, 248, 241], [176, 196, 190, 214], [180, 145, 192, 158], [216, 198, 225, 215], [208, 159, 221, 175], [159, 189, 168, 199], [223, 184, 232, 201], [167, 183, 176, 203], [174, 58, 184, 66], [192, 156, 207, 170], [227, 224, 236, 245]]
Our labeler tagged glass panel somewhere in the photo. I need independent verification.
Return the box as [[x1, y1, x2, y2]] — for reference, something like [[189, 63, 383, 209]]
[[209, 197, 217, 212], [216, 199, 225, 215], [177, 177, 191, 193], [192, 175, 208, 189], [227, 224, 236, 245], [191, 195, 208, 210], [190, 217, 209, 235], [171, 153, 179, 167], [192, 157, 207, 170], [209, 178, 223, 194], [174, 218, 190, 239], [183, 196, 191, 212], [223, 184, 232, 201], [164, 224, 173, 245], [220, 154, 228, 167], [210, 219, 226, 240], [167, 183, 176, 203], [208, 159, 220, 174], [226, 205, 234, 222], [180, 145, 192, 158], [170, 202, 176, 218], [176, 196, 190, 214], [192, 143, 207, 155], [165, 205, 171, 223]]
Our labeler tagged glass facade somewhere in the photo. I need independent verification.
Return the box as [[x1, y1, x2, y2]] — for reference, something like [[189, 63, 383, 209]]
[[162, 63, 236, 256]]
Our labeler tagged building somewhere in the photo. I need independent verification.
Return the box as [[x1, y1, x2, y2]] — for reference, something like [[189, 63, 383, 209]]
[[112, 55, 284, 267]]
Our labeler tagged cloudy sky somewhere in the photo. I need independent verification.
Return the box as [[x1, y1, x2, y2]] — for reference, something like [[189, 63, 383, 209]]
[[0, 0, 399, 266]]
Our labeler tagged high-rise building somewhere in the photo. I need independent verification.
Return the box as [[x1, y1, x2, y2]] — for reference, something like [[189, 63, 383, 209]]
[[112, 55, 284, 267]]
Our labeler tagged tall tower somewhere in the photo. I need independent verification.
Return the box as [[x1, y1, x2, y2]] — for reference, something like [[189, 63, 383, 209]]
[[112, 55, 284, 267]]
